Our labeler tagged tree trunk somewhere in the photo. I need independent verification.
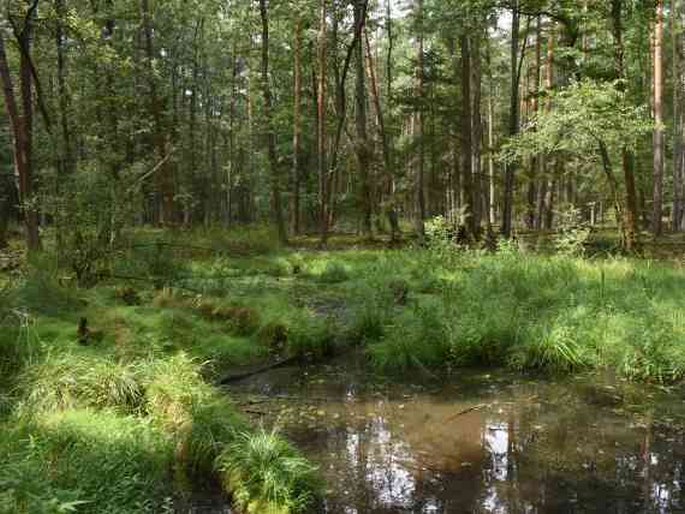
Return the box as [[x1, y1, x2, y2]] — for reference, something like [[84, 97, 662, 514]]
[[55, 0, 74, 176], [610, 0, 638, 249], [414, 0, 426, 242], [460, 34, 475, 239], [259, 0, 287, 243], [292, 14, 303, 235], [527, 16, 542, 230], [652, 0, 665, 236], [502, 1, 520, 238], [673, 0, 685, 231], [365, 30, 396, 240], [317, 0, 328, 244], [0, 29, 39, 251], [141, 0, 174, 225], [353, 0, 372, 237], [472, 31, 483, 235]]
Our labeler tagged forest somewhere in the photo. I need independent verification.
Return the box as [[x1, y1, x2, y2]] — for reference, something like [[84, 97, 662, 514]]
[[3, 0, 685, 513]]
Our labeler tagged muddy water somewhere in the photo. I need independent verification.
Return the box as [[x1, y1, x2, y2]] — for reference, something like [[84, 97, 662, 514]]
[[228, 353, 685, 514]]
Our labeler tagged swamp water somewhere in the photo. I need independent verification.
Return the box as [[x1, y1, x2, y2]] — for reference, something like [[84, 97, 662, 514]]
[[189, 353, 685, 513]]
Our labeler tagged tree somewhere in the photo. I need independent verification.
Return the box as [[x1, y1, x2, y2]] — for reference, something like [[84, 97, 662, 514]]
[[0, 5, 40, 251], [652, 0, 665, 236], [259, 0, 287, 243]]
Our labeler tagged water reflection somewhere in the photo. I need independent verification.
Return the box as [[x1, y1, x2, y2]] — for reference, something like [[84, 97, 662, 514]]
[[232, 364, 685, 514]]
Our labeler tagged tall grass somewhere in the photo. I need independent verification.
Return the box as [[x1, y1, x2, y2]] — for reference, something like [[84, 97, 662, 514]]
[[217, 429, 320, 514], [363, 251, 685, 382]]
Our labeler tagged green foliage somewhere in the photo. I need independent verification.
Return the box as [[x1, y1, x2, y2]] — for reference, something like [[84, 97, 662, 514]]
[[316, 261, 350, 284], [554, 207, 592, 257], [19, 355, 145, 414], [363, 250, 685, 382], [217, 429, 320, 514], [0, 410, 174, 514], [424, 215, 453, 252], [503, 80, 652, 163]]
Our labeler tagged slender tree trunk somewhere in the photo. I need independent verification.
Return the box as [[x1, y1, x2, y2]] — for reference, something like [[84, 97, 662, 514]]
[[259, 0, 287, 243], [485, 36, 496, 227], [353, 0, 372, 237], [610, 0, 638, 249], [365, 30, 391, 235], [472, 31, 483, 235], [502, 1, 520, 238], [673, 0, 685, 231], [0, 29, 39, 251], [55, 0, 74, 176], [141, 0, 174, 225], [652, 0, 665, 236], [540, 21, 555, 231], [292, 14, 303, 235], [317, 0, 328, 243], [0, 170, 10, 248], [414, 0, 426, 242], [461, 34, 475, 239], [527, 16, 542, 230], [384, 0, 399, 239]]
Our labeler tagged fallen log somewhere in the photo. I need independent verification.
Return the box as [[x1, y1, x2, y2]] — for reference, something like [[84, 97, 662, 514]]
[[218, 356, 299, 385]]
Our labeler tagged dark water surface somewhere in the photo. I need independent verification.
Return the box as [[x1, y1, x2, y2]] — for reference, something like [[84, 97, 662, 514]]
[[203, 353, 685, 513]]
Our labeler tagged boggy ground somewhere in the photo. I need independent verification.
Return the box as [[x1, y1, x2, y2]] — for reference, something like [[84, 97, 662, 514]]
[[3, 226, 685, 513]]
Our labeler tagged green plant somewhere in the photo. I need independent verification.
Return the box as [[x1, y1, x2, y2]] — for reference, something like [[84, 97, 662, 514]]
[[217, 429, 319, 514], [554, 206, 591, 257], [19, 355, 145, 414]]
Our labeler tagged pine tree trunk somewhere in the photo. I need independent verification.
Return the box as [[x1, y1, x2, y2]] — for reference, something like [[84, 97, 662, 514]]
[[460, 34, 475, 239], [414, 0, 426, 242], [259, 0, 287, 243], [317, 0, 328, 244], [471, 32, 483, 235], [527, 16, 542, 230], [652, 0, 665, 235], [502, 0, 520, 238], [353, 0, 372, 237], [673, 0, 685, 231], [141, 0, 174, 225], [0, 30, 39, 251], [292, 14, 303, 235]]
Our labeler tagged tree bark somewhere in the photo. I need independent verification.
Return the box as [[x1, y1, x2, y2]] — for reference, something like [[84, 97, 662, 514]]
[[55, 0, 74, 176], [652, 0, 665, 236], [472, 31, 483, 235], [353, 0, 372, 237], [259, 0, 287, 243], [141, 0, 174, 225], [414, 0, 426, 242], [502, 0, 520, 238], [292, 13, 303, 235], [0, 24, 39, 251], [460, 34, 476, 239], [527, 16, 542, 230], [673, 0, 685, 231], [317, 0, 328, 243], [609, 0, 638, 249]]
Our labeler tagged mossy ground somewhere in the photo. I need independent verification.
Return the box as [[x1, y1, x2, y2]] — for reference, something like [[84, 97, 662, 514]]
[[3, 226, 685, 512]]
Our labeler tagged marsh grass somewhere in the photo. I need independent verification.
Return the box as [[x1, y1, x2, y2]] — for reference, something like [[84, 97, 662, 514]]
[[6, 228, 685, 514], [364, 251, 685, 381], [217, 429, 320, 514]]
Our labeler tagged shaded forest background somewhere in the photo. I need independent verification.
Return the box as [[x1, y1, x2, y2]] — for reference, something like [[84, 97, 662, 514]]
[[0, 0, 680, 258]]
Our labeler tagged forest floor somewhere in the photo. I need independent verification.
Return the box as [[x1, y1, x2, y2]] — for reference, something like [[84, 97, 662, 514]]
[[3, 226, 685, 513]]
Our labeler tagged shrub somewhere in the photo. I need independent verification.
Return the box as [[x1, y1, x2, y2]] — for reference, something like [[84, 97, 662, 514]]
[[554, 206, 591, 257]]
